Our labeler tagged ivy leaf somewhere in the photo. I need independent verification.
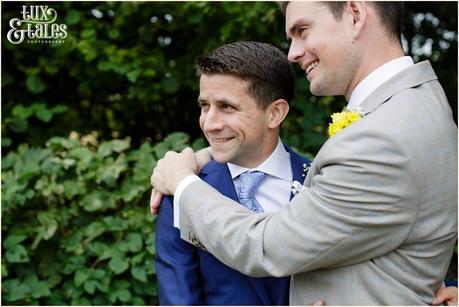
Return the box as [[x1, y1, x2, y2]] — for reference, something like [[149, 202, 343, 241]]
[[51, 105, 68, 114], [71, 297, 91, 305], [12, 104, 34, 119], [5, 244, 30, 263], [97, 139, 130, 159], [62, 255, 86, 274], [126, 232, 143, 253], [10, 118, 28, 133], [2, 262, 8, 278], [108, 254, 129, 275], [126, 70, 141, 83], [131, 266, 147, 282], [2, 137, 12, 147], [145, 233, 156, 256], [26, 74, 46, 94], [81, 192, 105, 212], [103, 216, 128, 231], [130, 252, 145, 265], [83, 280, 98, 294], [117, 288, 132, 302], [74, 269, 89, 287], [92, 268, 106, 280], [68, 147, 93, 165], [3, 234, 28, 249], [37, 211, 59, 240], [84, 221, 106, 241], [96, 276, 110, 293], [2, 279, 31, 302], [35, 105, 53, 123], [63, 180, 82, 198], [24, 275, 51, 299]]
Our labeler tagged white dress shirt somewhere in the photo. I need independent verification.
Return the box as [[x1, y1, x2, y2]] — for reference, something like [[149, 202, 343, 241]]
[[173, 139, 293, 228], [348, 56, 414, 109]]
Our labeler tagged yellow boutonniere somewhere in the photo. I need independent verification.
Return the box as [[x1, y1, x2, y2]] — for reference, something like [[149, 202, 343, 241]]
[[328, 107, 363, 137]]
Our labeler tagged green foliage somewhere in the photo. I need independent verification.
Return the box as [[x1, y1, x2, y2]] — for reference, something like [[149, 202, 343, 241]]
[[1, 2, 457, 303], [1, 131, 198, 305], [2, 2, 457, 156], [2, 103, 68, 148]]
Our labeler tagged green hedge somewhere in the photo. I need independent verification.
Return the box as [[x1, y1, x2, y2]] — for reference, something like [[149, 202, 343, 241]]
[[2, 131, 457, 305], [1, 131, 203, 305]]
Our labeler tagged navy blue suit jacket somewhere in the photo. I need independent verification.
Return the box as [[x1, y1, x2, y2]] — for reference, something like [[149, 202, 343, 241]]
[[155, 146, 310, 305]]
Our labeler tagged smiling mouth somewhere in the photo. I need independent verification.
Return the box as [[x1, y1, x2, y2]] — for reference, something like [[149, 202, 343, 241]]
[[306, 61, 319, 75], [211, 137, 235, 143]]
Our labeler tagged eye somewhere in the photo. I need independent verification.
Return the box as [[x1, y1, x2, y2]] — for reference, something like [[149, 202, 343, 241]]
[[297, 26, 309, 37], [222, 103, 236, 112], [198, 101, 209, 112]]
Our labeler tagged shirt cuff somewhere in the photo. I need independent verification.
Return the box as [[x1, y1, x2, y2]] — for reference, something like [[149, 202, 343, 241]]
[[173, 174, 201, 228]]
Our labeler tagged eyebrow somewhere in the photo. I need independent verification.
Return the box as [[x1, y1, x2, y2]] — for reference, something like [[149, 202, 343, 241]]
[[197, 98, 237, 107], [286, 18, 310, 38]]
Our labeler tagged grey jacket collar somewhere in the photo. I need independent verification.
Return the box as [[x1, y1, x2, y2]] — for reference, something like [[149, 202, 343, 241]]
[[360, 61, 438, 115]]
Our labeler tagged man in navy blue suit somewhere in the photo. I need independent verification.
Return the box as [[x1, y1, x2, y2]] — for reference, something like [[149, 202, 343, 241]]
[[155, 41, 311, 305]]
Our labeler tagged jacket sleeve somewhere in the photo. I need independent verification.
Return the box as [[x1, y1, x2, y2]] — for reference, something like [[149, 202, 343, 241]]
[[178, 129, 420, 277], [155, 196, 204, 304]]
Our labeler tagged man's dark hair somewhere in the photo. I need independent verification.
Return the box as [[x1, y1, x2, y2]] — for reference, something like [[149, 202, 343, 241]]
[[279, 1, 404, 42], [196, 41, 295, 109]]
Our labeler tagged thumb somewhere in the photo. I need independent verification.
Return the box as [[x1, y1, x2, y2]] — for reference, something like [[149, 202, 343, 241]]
[[182, 147, 198, 172], [181, 146, 195, 156]]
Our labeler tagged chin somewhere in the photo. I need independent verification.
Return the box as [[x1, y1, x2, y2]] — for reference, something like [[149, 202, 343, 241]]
[[310, 83, 330, 96], [212, 152, 230, 164]]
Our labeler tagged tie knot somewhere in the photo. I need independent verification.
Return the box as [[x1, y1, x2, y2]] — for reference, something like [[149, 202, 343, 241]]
[[238, 171, 267, 199]]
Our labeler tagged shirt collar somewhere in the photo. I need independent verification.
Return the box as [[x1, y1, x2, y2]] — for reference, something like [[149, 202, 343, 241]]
[[227, 138, 291, 181], [348, 56, 414, 109]]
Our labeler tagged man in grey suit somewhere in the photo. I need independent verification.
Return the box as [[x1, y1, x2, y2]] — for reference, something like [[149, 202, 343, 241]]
[[151, 2, 457, 305]]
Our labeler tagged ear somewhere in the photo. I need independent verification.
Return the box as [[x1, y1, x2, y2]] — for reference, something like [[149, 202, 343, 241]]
[[345, 1, 367, 39], [267, 99, 289, 129]]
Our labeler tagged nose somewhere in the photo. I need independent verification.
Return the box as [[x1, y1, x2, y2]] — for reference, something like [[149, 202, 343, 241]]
[[287, 39, 304, 63], [200, 106, 224, 132]]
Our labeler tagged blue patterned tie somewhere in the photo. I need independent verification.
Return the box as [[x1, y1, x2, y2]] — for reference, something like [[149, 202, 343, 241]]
[[238, 171, 267, 213]]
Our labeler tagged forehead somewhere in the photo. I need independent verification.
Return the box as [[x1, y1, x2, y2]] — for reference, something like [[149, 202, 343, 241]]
[[285, 2, 330, 34], [198, 74, 253, 100], [199, 74, 248, 91]]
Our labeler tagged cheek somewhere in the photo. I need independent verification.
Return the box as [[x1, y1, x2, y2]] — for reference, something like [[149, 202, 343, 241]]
[[199, 114, 205, 129]]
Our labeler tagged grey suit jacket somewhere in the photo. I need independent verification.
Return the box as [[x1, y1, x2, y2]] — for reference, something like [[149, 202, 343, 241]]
[[178, 61, 458, 305]]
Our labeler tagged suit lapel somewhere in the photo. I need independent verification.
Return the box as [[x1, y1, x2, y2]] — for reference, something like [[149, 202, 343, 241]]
[[284, 145, 311, 200], [200, 148, 309, 304], [199, 161, 239, 201], [200, 161, 271, 304], [361, 61, 438, 115], [308, 62, 438, 188]]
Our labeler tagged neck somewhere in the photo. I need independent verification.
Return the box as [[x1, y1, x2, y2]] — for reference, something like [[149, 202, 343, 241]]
[[235, 134, 279, 169], [345, 40, 405, 101]]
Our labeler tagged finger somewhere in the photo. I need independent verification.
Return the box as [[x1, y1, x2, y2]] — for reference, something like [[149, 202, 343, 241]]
[[312, 299, 325, 306], [150, 190, 163, 215], [150, 169, 155, 187], [196, 147, 212, 171], [182, 146, 194, 155], [432, 288, 448, 305], [150, 189, 157, 215], [150, 163, 160, 188]]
